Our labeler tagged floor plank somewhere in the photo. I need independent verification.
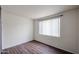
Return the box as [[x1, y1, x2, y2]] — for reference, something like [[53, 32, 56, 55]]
[[2, 40, 72, 54]]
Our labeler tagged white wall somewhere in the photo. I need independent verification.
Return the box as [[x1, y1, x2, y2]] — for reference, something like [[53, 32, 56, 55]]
[[2, 10, 33, 49], [0, 8, 2, 53], [34, 9, 78, 53], [77, 9, 79, 53]]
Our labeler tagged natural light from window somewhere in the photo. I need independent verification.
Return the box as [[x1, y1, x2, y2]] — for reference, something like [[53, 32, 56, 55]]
[[39, 17, 60, 37]]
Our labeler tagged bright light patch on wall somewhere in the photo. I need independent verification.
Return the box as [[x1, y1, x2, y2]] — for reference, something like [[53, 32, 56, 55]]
[[39, 17, 60, 37]]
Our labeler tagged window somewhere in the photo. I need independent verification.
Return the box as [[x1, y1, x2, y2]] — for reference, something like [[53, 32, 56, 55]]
[[39, 17, 60, 37]]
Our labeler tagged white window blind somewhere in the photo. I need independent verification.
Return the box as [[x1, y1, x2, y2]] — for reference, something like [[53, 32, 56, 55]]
[[39, 17, 60, 37]]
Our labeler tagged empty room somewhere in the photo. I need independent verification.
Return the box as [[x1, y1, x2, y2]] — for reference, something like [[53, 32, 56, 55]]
[[0, 5, 79, 54]]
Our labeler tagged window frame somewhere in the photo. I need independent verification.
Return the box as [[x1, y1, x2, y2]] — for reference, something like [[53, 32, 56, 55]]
[[38, 17, 61, 37]]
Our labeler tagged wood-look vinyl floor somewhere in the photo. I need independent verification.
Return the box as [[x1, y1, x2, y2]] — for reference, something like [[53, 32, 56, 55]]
[[2, 40, 72, 54]]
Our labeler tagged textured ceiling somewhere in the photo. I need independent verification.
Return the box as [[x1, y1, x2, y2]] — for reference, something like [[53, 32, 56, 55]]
[[2, 5, 79, 19]]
